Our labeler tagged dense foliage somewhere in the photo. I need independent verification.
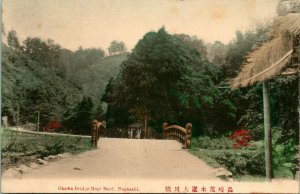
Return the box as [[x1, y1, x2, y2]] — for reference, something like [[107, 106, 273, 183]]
[[191, 137, 265, 176], [1, 30, 127, 133], [102, 28, 236, 135], [62, 96, 94, 135], [2, 42, 83, 127], [191, 136, 295, 177], [197, 26, 298, 178]]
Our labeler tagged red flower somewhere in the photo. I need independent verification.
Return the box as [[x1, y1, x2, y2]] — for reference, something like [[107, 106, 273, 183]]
[[230, 129, 252, 149], [45, 119, 62, 132]]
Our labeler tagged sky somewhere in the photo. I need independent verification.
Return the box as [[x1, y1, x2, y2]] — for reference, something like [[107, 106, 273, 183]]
[[3, 0, 280, 53]]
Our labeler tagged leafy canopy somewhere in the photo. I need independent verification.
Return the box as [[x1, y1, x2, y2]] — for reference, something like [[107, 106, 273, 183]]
[[103, 27, 236, 135]]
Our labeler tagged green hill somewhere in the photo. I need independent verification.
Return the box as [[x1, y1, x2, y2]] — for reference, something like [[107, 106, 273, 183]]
[[1, 44, 83, 126], [77, 53, 128, 103], [1, 41, 127, 127]]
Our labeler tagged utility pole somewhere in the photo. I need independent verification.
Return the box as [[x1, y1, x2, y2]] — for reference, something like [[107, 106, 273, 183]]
[[263, 81, 272, 181], [16, 106, 20, 131], [297, 38, 300, 181], [37, 111, 40, 133]]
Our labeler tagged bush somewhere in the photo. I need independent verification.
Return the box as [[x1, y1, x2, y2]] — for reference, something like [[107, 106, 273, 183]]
[[248, 125, 264, 141], [35, 145, 50, 157], [272, 127, 298, 177], [192, 136, 234, 150], [195, 148, 265, 176], [45, 140, 65, 155]]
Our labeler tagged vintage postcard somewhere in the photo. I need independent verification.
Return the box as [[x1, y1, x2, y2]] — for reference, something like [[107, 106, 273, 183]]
[[1, 0, 300, 193]]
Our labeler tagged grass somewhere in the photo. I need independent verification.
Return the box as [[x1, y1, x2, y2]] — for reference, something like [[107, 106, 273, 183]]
[[273, 166, 294, 178], [1, 127, 93, 158], [190, 148, 268, 181], [189, 149, 221, 168], [234, 170, 295, 182], [233, 175, 266, 182]]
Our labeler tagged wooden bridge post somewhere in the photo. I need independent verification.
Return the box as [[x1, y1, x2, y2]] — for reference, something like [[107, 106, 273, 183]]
[[91, 119, 99, 148], [184, 123, 192, 149]]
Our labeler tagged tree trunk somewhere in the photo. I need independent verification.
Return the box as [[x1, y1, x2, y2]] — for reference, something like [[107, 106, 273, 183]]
[[263, 81, 272, 181]]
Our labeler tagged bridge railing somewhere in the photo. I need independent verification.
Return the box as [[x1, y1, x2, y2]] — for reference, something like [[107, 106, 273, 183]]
[[91, 120, 106, 147], [163, 122, 192, 149]]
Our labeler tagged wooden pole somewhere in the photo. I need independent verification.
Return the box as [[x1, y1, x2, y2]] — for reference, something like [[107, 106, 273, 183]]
[[263, 81, 272, 181], [298, 42, 300, 180], [144, 112, 148, 139], [37, 111, 40, 133]]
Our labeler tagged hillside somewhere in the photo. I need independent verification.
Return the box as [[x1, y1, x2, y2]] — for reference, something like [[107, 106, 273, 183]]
[[1, 44, 83, 126], [1, 41, 128, 128], [78, 53, 128, 103]]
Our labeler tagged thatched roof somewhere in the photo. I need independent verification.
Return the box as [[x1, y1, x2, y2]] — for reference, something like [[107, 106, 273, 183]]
[[231, 13, 300, 89]]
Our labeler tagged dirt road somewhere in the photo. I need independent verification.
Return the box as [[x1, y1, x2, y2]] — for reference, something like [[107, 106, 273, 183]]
[[3, 138, 217, 180], [1, 138, 299, 193]]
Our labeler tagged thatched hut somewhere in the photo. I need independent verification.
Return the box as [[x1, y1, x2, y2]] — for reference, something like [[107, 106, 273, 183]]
[[231, 13, 300, 88], [230, 13, 300, 181]]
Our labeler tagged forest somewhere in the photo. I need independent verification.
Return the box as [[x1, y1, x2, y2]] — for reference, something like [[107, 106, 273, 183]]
[[2, 29, 127, 134]]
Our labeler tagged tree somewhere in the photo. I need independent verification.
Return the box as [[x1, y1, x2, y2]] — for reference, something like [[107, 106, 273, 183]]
[[7, 30, 20, 50], [120, 28, 192, 133], [2, 34, 82, 126], [73, 47, 105, 68], [104, 28, 190, 133], [207, 41, 227, 65], [108, 41, 127, 55], [101, 77, 133, 127], [2, 22, 5, 36], [57, 48, 75, 78], [94, 104, 105, 121], [21, 37, 61, 68], [102, 27, 232, 136], [223, 26, 270, 78], [1, 30, 115, 132], [174, 34, 208, 59], [62, 96, 94, 135], [66, 46, 105, 85]]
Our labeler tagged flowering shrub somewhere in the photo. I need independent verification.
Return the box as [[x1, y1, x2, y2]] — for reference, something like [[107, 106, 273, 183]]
[[230, 129, 251, 149], [45, 119, 62, 132]]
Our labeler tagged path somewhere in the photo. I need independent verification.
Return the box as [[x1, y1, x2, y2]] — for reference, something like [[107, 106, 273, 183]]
[[1, 138, 299, 193], [3, 138, 217, 180]]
